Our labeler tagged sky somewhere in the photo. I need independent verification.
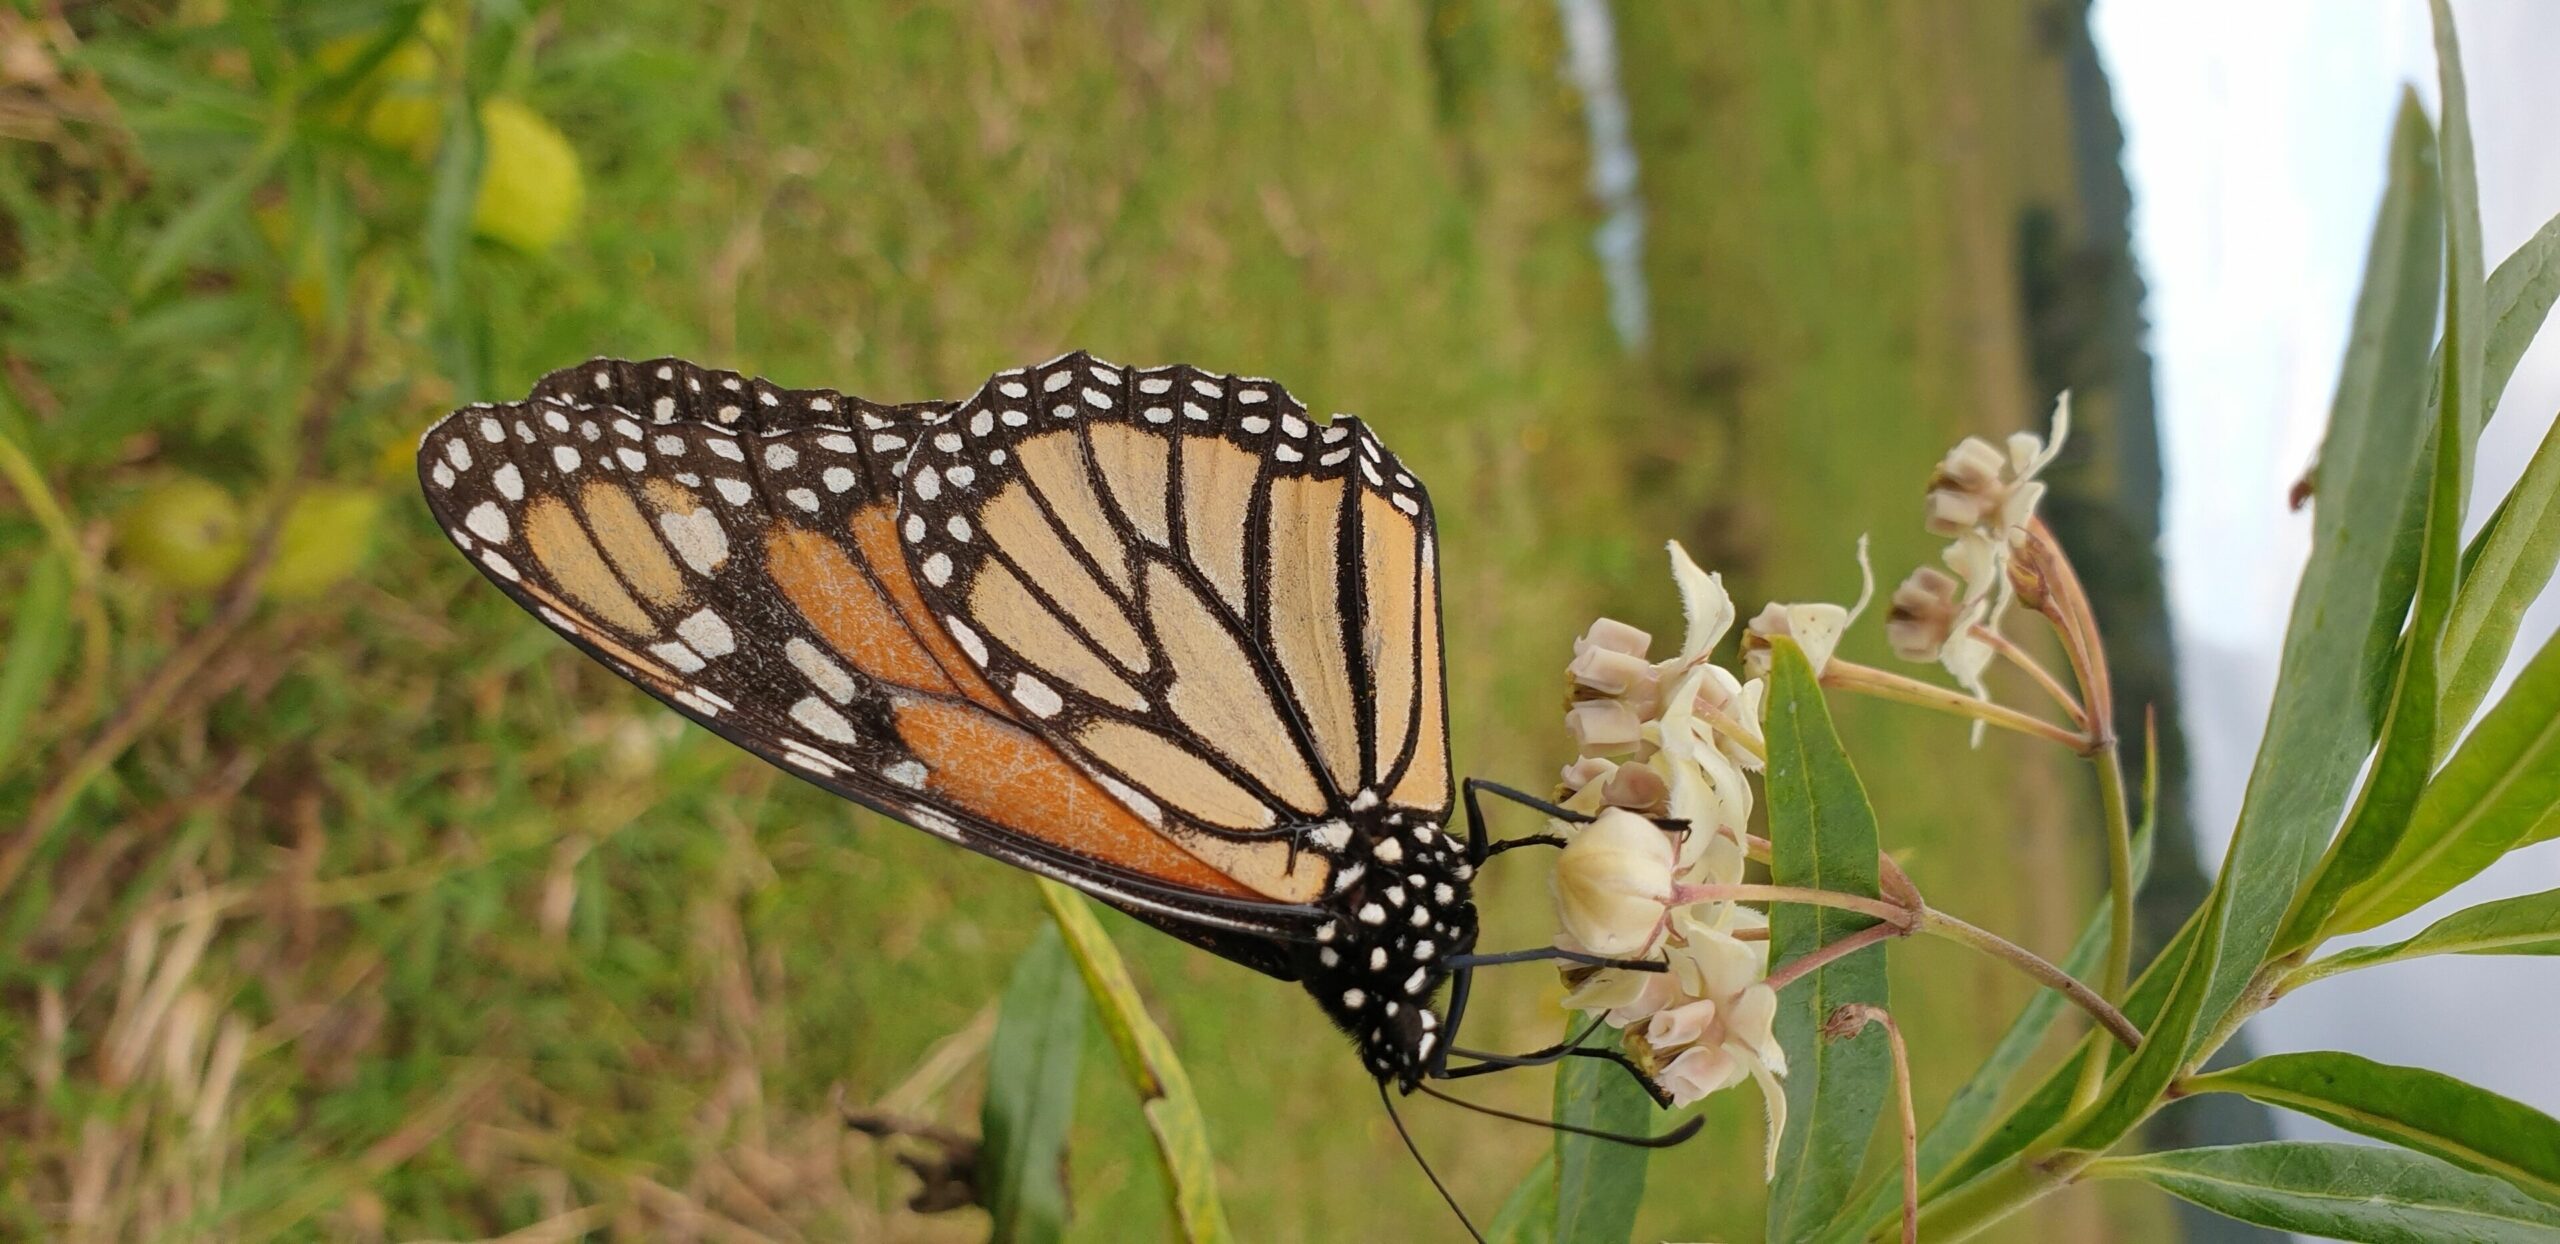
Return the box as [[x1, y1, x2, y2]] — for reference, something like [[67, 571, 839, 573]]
[[2092, 0, 2560, 1150]]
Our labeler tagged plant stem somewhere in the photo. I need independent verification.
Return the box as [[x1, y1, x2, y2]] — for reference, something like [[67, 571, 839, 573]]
[[2093, 740, 2136, 1004], [1821, 659, 2092, 752], [1690, 876, 2140, 1050], [1765, 921, 1902, 992], [1828, 1005, 1919, 1244], [1919, 909, 2143, 1051], [1678, 882, 1916, 929], [1973, 624, 2089, 729]]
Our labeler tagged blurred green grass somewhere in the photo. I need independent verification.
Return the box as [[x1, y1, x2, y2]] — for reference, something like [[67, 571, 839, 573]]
[[0, 1, 2170, 1239]]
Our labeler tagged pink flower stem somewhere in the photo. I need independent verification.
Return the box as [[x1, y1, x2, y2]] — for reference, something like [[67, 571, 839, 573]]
[[1969, 623, 2089, 731], [1824, 1004, 1918, 1244], [1763, 921, 1902, 992], [1674, 883, 1917, 930]]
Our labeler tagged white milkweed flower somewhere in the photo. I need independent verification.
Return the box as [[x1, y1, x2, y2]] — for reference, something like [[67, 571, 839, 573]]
[[1926, 392, 2071, 543], [1551, 808, 1679, 958], [1552, 540, 1788, 1165], [1740, 535, 1875, 681], [1889, 394, 2072, 744]]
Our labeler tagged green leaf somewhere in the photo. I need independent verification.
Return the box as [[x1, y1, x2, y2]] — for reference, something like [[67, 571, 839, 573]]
[[2186, 1052, 2560, 1202], [2286, 32, 2482, 951], [131, 127, 292, 298], [2294, 887, 2560, 986], [2088, 1142, 2560, 1243], [2443, 411, 2560, 744], [2047, 97, 2441, 1155], [1034, 880, 1232, 1244], [1486, 1151, 1557, 1244], [1760, 639, 1888, 1243], [1826, 739, 2160, 1240], [981, 925, 1086, 1244], [2485, 206, 2560, 409], [0, 550, 72, 776], [424, 79, 488, 392], [2320, 627, 2560, 935], [1553, 1026, 1652, 1244]]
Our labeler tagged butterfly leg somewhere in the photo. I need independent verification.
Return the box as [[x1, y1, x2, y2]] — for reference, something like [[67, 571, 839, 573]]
[[1428, 953, 1673, 1106], [1461, 777, 1591, 867], [1427, 992, 1672, 1107]]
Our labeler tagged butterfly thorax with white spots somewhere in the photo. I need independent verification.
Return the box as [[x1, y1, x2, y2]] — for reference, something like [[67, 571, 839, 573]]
[[1292, 811, 1476, 1089]]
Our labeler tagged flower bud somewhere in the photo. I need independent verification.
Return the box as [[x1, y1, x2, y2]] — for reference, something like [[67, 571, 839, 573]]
[[1551, 808, 1678, 957], [1924, 436, 2009, 535], [1600, 761, 1670, 815], [1885, 565, 1963, 661]]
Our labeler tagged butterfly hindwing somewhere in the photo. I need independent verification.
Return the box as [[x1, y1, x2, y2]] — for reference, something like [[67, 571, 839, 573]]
[[418, 358, 1329, 945], [893, 352, 1454, 862]]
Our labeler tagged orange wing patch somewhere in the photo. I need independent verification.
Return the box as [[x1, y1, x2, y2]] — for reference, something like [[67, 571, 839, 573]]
[[893, 698, 1261, 901], [767, 525, 957, 694]]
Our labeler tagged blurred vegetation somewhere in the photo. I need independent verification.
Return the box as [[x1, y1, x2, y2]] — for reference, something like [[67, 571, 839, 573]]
[[0, 0, 2180, 1239]]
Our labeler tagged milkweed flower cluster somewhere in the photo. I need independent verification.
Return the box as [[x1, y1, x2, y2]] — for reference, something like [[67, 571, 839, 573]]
[[1553, 541, 1789, 1172], [1887, 395, 2071, 720]]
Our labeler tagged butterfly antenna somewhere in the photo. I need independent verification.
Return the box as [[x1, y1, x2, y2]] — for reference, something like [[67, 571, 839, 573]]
[[1416, 1081, 1705, 1150], [1380, 1081, 1484, 1244]]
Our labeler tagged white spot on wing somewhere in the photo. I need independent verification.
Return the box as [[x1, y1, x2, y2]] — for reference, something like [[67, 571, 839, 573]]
[[494, 463, 524, 500], [791, 696, 858, 743], [677, 608, 736, 657], [786, 637, 857, 703], [658, 507, 727, 572], [464, 502, 510, 543], [1012, 672, 1063, 717]]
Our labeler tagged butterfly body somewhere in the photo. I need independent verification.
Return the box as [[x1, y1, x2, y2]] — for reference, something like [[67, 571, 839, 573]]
[[419, 351, 1469, 1087], [1287, 808, 1478, 1086]]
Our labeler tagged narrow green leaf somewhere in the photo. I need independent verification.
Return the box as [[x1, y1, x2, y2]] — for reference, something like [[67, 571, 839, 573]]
[[1826, 743, 2159, 1240], [2286, 38, 2481, 950], [132, 128, 292, 298], [424, 80, 488, 392], [2296, 887, 2560, 985], [2041, 97, 2445, 1157], [2434, 0, 2490, 451], [1034, 880, 1232, 1244], [2322, 627, 2560, 935], [981, 925, 1086, 1244], [1486, 1151, 1557, 1244], [2443, 413, 2560, 743], [2089, 1142, 2560, 1243], [2187, 1051, 2560, 1202], [2174, 90, 2441, 1047], [2484, 210, 2560, 410], [0, 550, 73, 775], [1761, 639, 1888, 1244], [1553, 1025, 1652, 1244]]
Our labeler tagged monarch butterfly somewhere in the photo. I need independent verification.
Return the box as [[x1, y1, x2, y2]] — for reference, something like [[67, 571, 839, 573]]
[[417, 352, 1689, 1225]]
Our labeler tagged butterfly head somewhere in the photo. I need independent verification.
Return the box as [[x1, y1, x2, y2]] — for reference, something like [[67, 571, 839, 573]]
[[1299, 813, 1478, 1090]]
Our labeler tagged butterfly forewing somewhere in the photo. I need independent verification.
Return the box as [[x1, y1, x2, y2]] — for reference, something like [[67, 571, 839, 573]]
[[418, 358, 1330, 941], [892, 352, 1454, 863]]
